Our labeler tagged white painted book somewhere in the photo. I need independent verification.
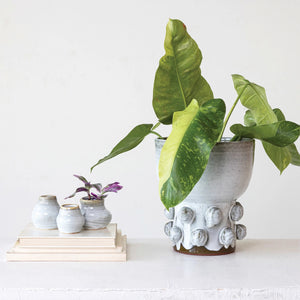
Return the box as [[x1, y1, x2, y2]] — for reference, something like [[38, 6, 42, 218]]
[[6, 223, 127, 262], [7, 235, 127, 262], [17, 223, 117, 247]]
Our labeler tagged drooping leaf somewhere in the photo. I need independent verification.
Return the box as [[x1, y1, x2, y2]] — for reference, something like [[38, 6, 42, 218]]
[[262, 142, 291, 173], [242, 108, 300, 171], [91, 124, 153, 171], [230, 121, 300, 147], [287, 144, 300, 166], [232, 75, 291, 173], [153, 19, 213, 125], [273, 108, 300, 166], [159, 98, 225, 209]]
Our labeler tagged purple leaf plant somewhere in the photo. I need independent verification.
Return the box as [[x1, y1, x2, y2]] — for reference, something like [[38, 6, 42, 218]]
[[65, 174, 123, 201]]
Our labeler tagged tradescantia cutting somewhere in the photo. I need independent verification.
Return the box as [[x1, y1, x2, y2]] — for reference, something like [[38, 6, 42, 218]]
[[91, 19, 300, 209], [66, 175, 123, 201]]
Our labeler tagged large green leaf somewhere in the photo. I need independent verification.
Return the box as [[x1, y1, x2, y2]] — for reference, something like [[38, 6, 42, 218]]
[[243, 108, 300, 170], [159, 98, 225, 209], [153, 19, 213, 125], [273, 108, 300, 166], [232, 75, 291, 173], [232, 74, 278, 125], [230, 121, 300, 147], [91, 124, 153, 171]]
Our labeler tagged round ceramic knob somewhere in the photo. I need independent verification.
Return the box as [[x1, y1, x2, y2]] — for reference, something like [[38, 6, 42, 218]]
[[164, 221, 173, 237], [230, 202, 244, 222], [164, 207, 175, 220], [169, 226, 182, 244], [178, 207, 195, 224], [219, 227, 235, 249], [236, 224, 247, 240], [205, 206, 223, 228], [191, 229, 208, 247]]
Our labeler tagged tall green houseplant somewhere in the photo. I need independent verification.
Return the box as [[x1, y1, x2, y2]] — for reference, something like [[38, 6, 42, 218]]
[[92, 19, 300, 210]]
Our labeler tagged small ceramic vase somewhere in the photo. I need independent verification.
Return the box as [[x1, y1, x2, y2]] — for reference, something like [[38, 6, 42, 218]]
[[32, 195, 60, 229], [56, 204, 85, 234], [80, 198, 112, 230]]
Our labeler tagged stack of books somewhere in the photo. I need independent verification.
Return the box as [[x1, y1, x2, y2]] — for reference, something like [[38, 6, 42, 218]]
[[6, 223, 127, 262]]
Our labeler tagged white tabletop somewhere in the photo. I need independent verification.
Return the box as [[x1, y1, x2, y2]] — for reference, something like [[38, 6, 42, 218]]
[[1, 238, 300, 300]]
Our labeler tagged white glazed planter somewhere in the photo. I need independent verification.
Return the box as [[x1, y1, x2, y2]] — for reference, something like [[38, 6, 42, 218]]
[[155, 137, 254, 255], [32, 195, 60, 229], [56, 204, 85, 234], [80, 198, 112, 230]]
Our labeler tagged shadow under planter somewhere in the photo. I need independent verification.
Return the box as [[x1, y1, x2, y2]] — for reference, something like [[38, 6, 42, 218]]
[[155, 137, 254, 256]]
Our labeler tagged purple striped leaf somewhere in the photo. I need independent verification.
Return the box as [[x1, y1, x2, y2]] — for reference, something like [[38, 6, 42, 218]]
[[102, 182, 123, 193]]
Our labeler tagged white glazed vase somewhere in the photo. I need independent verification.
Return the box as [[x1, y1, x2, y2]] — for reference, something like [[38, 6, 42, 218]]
[[32, 195, 60, 229], [155, 137, 254, 255], [56, 204, 85, 234], [80, 198, 112, 230]]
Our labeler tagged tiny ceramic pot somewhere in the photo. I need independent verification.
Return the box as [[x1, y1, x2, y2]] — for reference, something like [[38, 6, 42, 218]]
[[80, 198, 112, 230], [32, 195, 60, 229], [56, 204, 85, 234]]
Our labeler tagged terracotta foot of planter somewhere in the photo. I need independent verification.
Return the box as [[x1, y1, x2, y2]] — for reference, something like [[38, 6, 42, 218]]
[[173, 245, 235, 256]]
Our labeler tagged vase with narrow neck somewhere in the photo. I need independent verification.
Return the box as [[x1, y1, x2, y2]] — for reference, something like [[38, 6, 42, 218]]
[[32, 195, 60, 229], [156, 137, 254, 256], [80, 198, 112, 230]]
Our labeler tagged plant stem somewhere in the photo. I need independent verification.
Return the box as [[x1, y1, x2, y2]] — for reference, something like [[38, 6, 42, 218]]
[[150, 130, 163, 138], [217, 84, 249, 142], [152, 122, 161, 131]]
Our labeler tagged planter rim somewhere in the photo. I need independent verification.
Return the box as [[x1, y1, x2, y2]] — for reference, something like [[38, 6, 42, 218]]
[[80, 198, 104, 205], [155, 137, 253, 143], [39, 194, 57, 201], [61, 204, 79, 210]]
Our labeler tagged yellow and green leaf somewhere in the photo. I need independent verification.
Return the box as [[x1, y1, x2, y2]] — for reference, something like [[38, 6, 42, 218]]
[[159, 99, 225, 209]]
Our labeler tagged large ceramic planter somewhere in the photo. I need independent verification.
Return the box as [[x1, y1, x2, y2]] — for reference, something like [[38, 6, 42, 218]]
[[155, 137, 254, 255], [80, 198, 112, 230]]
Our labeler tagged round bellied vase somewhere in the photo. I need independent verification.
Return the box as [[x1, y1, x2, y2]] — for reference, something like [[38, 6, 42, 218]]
[[155, 137, 254, 255], [80, 198, 112, 230], [56, 204, 85, 234], [32, 195, 60, 229]]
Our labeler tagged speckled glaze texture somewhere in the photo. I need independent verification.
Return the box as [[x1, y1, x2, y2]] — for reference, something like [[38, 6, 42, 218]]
[[80, 199, 112, 230], [32, 195, 60, 229], [156, 138, 254, 254], [56, 204, 85, 234]]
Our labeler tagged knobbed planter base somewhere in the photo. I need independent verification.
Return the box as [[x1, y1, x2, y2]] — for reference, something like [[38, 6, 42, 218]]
[[156, 137, 254, 256], [174, 245, 235, 256]]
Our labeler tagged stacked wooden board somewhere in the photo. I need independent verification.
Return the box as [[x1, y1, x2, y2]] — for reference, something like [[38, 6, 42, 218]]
[[6, 223, 127, 262]]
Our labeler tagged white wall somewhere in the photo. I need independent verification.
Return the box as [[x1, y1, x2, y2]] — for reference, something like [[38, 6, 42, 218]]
[[0, 0, 300, 239]]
